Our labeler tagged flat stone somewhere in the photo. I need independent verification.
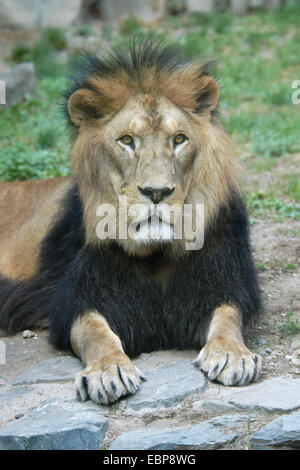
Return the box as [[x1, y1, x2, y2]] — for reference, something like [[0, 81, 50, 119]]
[[1, 63, 36, 108], [22, 330, 37, 339], [226, 377, 300, 412], [207, 414, 253, 427], [109, 416, 238, 450], [0, 398, 108, 450], [187, 0, 215, 12], [125, 360, 206, 410], [0, 386, 30, 404], [100, 0, 166, 23], [250, 410, 300, 450], [202, 376, 300, 413], [10, 356, 83, 386], [0, 0, 81, 29]]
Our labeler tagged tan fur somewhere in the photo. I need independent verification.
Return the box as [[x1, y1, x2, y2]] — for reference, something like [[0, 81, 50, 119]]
[[70, 310, 124, 366], [69, 88, 242, 258], [71, 311, 145, 404], [194, 305, 262, 386], [65, 59, 241, 258], [0, 177, 73, 280]]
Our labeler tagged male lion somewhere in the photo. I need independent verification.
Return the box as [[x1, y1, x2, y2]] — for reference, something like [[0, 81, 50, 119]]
[[0, 42, 262, 405]]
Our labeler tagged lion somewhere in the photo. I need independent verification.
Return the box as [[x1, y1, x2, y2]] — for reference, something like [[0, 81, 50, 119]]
[[0, 42, 262, 405]]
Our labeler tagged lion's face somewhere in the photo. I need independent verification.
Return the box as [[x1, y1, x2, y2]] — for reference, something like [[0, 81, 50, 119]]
[[70, 96, 208, 256], [100, 96, 198, 250], [67, 45, 240, 256]]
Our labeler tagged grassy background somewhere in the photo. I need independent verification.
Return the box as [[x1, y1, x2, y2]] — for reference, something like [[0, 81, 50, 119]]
[[0, 3, 299, 219]]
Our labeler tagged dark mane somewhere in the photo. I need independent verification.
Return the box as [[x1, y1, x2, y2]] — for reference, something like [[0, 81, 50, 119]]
[[63, 39, 217, 135]]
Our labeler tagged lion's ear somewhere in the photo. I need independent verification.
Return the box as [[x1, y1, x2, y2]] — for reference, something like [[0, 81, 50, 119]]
[[67, 89, 101, 127], [196, 76, 219, 114]]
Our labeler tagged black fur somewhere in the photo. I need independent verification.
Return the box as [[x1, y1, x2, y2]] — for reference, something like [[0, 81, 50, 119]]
[[0, 182, 262, 357], [48, 188, 261, 357]]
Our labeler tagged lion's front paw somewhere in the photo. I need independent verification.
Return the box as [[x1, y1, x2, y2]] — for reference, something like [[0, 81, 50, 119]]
[[193, 339, 262, 386], [75, 355, 146, 405]]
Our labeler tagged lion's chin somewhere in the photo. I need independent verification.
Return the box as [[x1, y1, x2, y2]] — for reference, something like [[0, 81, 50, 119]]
[[130, 216, 174, 245], [117, 216, 174, 257]]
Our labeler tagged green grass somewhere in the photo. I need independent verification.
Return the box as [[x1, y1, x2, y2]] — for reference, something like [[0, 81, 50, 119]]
[[11, 27, 68, 78], [1, 4, 300, 203], [119, 17, 143, 36], [39, 27, 68, 51], [247, 157, 277, 172], [76, 25, 94, 37], [257, 263, 266, 272], [36, 125, 59, 149], [11, 44, 32, 63], [247, 192, 300, 220], [286, 177, 300, 202], [0, 76, 70, 181]]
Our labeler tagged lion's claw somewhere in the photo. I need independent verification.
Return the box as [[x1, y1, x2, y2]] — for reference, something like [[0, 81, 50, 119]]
[[193, 340, 262, 386], [75, 360, 145, 405]]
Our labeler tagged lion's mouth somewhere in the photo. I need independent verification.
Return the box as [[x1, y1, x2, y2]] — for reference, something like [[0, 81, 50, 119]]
[[133, 215, 174, 242], [136, 215, 164, 232]]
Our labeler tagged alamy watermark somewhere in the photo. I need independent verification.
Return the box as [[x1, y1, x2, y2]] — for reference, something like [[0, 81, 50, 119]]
[[0, 340, 6, 365], [0, 80, 5, 105], [291, 80, 300, 104], [95, 197, 205, 250]]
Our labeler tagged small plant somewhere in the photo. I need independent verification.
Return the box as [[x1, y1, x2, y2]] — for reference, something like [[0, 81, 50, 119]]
[[287, 177, 300, 203], [29, 27, 67, 78], [36, 126, 58, 149], [76, 25, 93, 37], [120, 17, 142, 36], [247, 192, 300, 220], [278, 301, 300, 336], [257, 263, 266, 272], [11, 44, 32, 63], [40, 27, 67, 51], [284, 263, 296, 271], [186, 11, 233, 32]]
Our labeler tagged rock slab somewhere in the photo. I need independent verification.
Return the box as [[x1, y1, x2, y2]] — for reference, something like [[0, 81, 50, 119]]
[[0, 0, 81, 29], [100, 0, 166, 22], [125, 360, 206, 410], [0, 399, 108, 450], [226, 376, 300, 412], [10, 356, 83, 386], [250, 410, 300, 450], [109, 415, 241, 450], [1, 63, 36, 108], [0, 386, 30, 404], [202, 376, 300, 413]]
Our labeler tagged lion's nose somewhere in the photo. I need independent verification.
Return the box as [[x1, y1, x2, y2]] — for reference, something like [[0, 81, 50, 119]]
[[138, 186, 175, 204]]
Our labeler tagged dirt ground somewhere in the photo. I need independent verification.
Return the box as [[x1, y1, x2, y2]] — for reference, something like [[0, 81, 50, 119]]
[[243, 153, 300, 380]]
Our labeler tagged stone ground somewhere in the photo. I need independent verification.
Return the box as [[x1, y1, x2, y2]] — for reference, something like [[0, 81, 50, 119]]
[[0, 317, 299, 449]]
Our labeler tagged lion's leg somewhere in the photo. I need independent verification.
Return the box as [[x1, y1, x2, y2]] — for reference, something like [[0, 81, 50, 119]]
[[193, 305, 262, 386], [70, 310, 145, 405]]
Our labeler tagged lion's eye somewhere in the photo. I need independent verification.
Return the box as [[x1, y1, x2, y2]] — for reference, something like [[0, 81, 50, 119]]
[[173, 134, 187, 146], [119, 135, 134, 147]]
